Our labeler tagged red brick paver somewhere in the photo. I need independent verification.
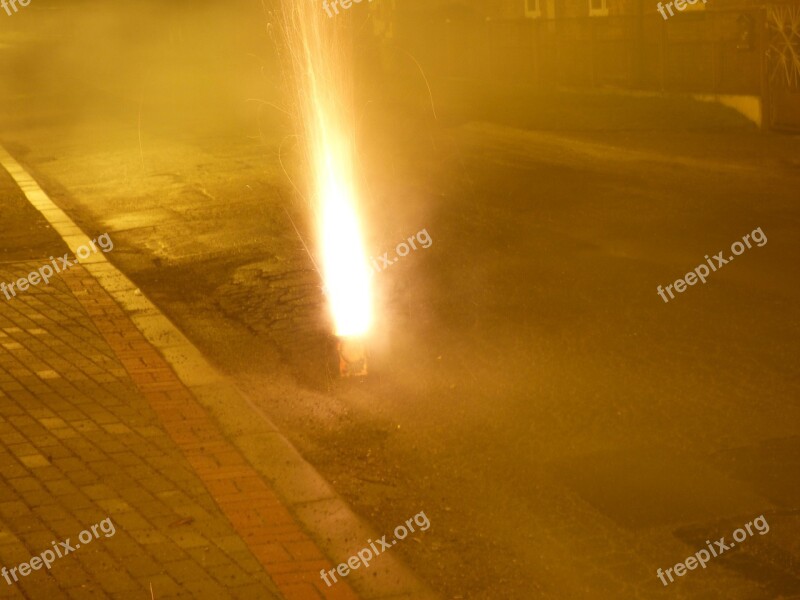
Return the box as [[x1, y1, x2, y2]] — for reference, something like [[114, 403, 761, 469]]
[[61, 265, 358, 600], [0, 260, 280, 599]]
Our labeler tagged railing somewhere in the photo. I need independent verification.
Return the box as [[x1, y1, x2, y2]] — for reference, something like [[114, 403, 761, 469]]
[[392, 8, 765, 97]]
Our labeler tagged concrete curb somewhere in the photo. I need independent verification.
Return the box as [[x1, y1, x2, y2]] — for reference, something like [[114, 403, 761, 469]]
[[0, 144, 439, 600]]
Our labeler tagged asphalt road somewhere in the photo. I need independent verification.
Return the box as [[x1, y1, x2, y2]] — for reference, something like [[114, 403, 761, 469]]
[[2, 3, 800, 599]]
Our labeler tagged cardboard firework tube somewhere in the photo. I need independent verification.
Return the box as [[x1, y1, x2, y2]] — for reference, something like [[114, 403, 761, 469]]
[[338, 337, 367, 377]]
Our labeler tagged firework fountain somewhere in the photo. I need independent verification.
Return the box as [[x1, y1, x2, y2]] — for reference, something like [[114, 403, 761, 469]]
[[279, 0, 372, 376]]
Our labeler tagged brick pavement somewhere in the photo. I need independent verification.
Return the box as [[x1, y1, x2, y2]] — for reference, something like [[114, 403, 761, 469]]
[[0, 260, 280, 599], [0, 221, 360, 597]]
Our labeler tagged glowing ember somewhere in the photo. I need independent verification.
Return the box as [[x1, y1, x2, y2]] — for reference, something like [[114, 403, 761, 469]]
[[281, 0, 372, 338]]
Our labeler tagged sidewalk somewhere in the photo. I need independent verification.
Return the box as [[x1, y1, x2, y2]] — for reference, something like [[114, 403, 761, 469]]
[[0, 158, 359, 598]]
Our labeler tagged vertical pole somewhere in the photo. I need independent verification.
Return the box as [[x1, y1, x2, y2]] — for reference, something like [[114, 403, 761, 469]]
[[759, 8, 771, 130], [531, 17, 537, 84], [634, 0, 644, 88], [590, 17, 596, 87], [486, 18, 491, 84], [659, 16, 666, 92], [445, 18, 451, 80], [711, 11, 721, 93]]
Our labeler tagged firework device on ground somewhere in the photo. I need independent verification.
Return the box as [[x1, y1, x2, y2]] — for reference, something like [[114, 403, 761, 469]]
[[338, 338, 367, 377]]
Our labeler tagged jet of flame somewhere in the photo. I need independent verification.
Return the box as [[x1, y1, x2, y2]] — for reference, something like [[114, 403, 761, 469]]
[[280, 0, 372, 338]]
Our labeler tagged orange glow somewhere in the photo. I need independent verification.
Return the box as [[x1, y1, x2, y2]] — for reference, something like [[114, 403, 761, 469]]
[[282, 0, 372, 337]]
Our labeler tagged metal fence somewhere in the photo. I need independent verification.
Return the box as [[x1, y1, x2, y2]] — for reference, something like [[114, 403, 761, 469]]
[[396, 9, 765, 95]]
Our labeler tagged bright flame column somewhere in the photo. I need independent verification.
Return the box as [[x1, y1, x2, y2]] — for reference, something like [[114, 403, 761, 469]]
[[281, 0, 372, 359]]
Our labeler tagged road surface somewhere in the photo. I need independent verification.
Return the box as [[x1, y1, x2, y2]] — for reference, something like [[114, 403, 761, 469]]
[[1, 2, 799, 598]]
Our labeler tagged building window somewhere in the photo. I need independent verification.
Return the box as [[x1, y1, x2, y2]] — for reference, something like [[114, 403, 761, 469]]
[[589, 0, 608, 17], [525, 0, 541, 18]]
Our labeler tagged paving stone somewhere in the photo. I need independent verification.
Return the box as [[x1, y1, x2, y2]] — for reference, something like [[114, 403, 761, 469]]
[[7, 476, 44, 494], [15, 575, 65, 598], [64, 586, 111, 599], [118, 552, 163, 578], [0, 208, 352, 599], [0, 501, 30, 519], [136, 573, 183, 597], [79, 484, 118, 501]]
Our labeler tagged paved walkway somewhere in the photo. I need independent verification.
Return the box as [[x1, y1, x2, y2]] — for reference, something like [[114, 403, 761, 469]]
[[0, 164, 359, 598]]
